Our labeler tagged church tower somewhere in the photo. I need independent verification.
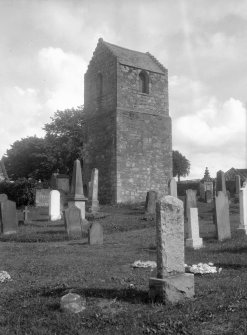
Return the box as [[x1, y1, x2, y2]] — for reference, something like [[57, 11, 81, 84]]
[[83, 38, 172, 203]]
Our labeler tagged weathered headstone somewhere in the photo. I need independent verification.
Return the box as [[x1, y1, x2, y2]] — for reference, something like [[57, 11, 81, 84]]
[[88, 168, 99, 213], [64, 205, 83, 240], [238, 184, 247, 234], [23, 206, 30, 224], [0, 199, 18, 235], [0, 194, 8, 202], [216, 170, 226, 195], [185, 208, 203, 249], [35, 189, 50, 207], [149, 196, 194, 303], [49, 190, 61, 221], [169, 178, 177, 198], [185, 189, 197, 237], [68, 159, 87, 219], [215, 191, 231, 241], [145, 190, 157, 215], [88, 222, 103, 245], [235, 175, 241, 197]]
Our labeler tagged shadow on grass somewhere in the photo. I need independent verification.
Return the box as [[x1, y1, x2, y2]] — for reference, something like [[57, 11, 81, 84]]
[[214, 263, 247, 270], [212, 246, 247, 254], [41, 286, 149, 305], [0, 233, 68, 243]]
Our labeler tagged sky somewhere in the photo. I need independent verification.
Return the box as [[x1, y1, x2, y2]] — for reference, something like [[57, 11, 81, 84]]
[[0, 0, 246, 179]]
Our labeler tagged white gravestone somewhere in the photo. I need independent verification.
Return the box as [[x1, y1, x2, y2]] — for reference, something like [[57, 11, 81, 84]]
[[215, 191, 231, 241], [185, 208, 203, 249], [49, 190, 61, 221], [238, 183, 247, 234]]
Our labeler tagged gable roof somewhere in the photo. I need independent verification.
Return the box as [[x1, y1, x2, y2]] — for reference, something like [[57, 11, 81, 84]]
[[99, 38, 166, 74], [224, 167, 247, 181]]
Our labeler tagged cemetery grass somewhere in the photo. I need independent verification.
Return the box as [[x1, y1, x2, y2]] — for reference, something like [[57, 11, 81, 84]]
[[0, 202, 247, 334]]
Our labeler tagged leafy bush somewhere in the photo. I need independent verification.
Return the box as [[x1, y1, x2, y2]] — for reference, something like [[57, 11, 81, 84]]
[[0, 178, 36, 207]]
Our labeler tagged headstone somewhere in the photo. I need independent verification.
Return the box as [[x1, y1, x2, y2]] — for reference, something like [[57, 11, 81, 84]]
[[216, 170, 226, 195], [185, 208, 203, 249], [215, 191, 231, 241], [185, 189, 197, 220], [56, 175, 70, 193], [205, 190, 213, 203], [68, 159, 87, 219], [88, 181, 92, 199], [169, 178, 177, 198], [88, 222, 103, 245], [0, 200, 18, 235], [35, 189, 50, 207], [235, 175, 241, 197], [145, 190, 157, 215], [88, 168, 99, 213], [64, 205, 83, 240], [49, 190, 61, 221], [149, 196, 194, 303], [238, 184, 247, 234]]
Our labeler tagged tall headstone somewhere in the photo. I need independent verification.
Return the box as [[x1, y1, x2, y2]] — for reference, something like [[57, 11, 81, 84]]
[[145, 190, 157, 215], [88, 168, 99, 213], [149, 196, 194, 303], [185, 189, 197, 238], [64, 205, 83, 240], [169, 178, 177, 198], [49, 190, 61, 221], [0, 199, 18, 235], [215, 191, 231, 241], [68, 159, 87, 219], [235, 175, 241, 197], [216, 170, 226, 195], [88, 222, 103, 245], [238, 183, 247, 234], [185, 208, 203, 249]]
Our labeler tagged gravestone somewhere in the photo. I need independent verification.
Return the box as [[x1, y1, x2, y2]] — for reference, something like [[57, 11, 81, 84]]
[[238, 184, 247, 234], [145, 190, 157, 215], [169, 178, 177, 198], [64, 205, 83, 240], [68, 159, 87, 219], [35, 189, 50, 207], [185, 208, 203, 249], [23, 206, 30, 224], [216, 170, 226, 195], [235, 175, 241, 197], [0, 194, 8, 202], [0, 199, 18, 235], [88, 168, 99, 213], [56, 175, 70, 193], [205, 190, 213, 203], [88, 222, 103, 245], [49, 190, 61, 221], [215, 191, 231, 241], [149, 195, 194, 303], [185, 189, 197, 237]]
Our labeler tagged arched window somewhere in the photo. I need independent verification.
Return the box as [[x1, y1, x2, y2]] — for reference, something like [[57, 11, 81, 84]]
[[139, 70, 149, 94], [96, 72, 103, 99]]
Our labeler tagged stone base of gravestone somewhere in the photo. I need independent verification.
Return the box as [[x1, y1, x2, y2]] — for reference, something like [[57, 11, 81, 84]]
[[236, 225, 247, 236], [185, 237, 203, 249], [149, 273, 194, 304], [87, 200, 99, 213], [88, 222, 103, 245]]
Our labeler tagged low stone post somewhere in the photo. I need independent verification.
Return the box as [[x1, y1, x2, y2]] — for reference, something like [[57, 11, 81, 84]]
[[149, 195, 194, 303], [145, 190, 157, 215]]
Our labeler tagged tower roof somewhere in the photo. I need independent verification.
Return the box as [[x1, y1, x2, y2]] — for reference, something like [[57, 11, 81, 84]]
[[98, 38, 167, 74]]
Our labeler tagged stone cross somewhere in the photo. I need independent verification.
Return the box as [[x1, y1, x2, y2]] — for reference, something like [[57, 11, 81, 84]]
[[185, 208, 203, 249], [49, 190, 61, 221], [88, 168, 99, 213], [149, 195, 194, 303], [216, 170, 226, 195], [215, 191, 231, 241], [169, 178, 177, 198], [23, 206, 30, 224]]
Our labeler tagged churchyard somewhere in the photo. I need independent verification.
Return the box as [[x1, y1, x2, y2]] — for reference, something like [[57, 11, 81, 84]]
[[0, 193, 247, 334]]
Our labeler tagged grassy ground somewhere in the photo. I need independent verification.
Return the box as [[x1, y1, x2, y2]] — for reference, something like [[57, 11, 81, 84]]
[[0, 200, 247, 334]]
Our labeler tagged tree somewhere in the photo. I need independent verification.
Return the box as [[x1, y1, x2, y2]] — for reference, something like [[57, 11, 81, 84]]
[[172, 150, 190, 181], [43, 106, 84, 176], [4, 136, 51, 180]]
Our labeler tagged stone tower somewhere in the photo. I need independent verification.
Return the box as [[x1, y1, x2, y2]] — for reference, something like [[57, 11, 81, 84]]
[[83, 38, 172, 203]]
